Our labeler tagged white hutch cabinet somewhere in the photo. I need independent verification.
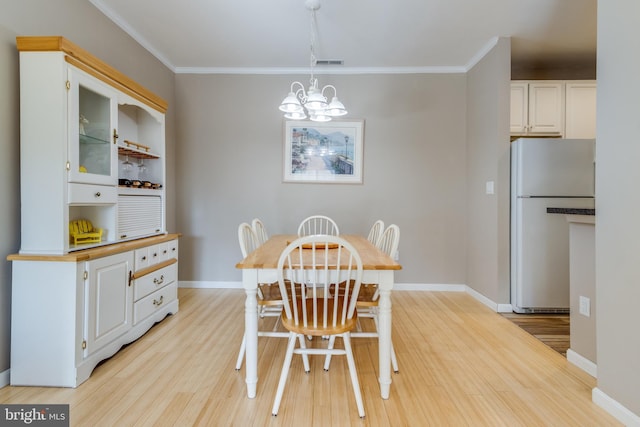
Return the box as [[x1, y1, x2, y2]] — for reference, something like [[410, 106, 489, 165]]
[[8, 36, 179, 387]]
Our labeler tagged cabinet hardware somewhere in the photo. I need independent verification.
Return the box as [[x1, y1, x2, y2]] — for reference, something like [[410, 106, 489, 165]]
[[153, 275, 164, 286], [95, 192, 101, 198], [83, 271, 88, 280], [120, 234, 127, 239], [66, 80, 71, 90], [153, 295, 164, 306], [142, 256, 146, 261], [81, 340, 86, 350], [153, 253, 158, 257], [128, 270, 133, 287], [66, 161, 70, 171], [163, 250, 167, 254], [112, 128, 118, 144]]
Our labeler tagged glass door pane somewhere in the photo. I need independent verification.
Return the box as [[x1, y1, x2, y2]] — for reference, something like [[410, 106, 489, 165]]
[[78, 85, 111, 176]]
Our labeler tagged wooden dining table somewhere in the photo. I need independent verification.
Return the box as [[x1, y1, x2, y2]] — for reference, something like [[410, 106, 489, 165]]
[[235, 234, 402, 400]]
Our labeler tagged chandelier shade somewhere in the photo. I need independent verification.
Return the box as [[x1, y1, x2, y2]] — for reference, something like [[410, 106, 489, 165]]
[[278, 0, 347, 122]]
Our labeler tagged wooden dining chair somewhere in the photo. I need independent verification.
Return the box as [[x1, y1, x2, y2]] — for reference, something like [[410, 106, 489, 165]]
[[297, 215, 339, 236], [251, 218, 269, 246], [367, 219, 384, 244], [235, 222, 288, 370], [327, 224, 401, 373], [271, 235, 365, 418]]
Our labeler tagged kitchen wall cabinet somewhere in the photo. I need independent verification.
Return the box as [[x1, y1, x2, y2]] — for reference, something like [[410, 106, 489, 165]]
[[565, 81, 597, 139], [510, 80, 597, 139], [9, 36, 179, 387], [510, 81, 565, 136], [9, 235, 179, 387]]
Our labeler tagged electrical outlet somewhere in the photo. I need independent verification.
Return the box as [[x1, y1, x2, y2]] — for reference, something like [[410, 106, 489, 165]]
[[579, 296, 590, 317]]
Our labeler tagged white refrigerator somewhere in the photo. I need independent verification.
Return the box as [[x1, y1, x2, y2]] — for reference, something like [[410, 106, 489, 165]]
[[510, 138, 595, 313]]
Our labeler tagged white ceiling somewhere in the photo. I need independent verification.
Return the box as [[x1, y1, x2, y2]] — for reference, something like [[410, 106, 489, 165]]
[[89, 0, 597, 74]]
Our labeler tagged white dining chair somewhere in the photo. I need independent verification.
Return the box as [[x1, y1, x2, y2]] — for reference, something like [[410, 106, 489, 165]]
[[235, 222, 288, 370], [367, 219, 385, 245], [297, 215, 339, 236], [327, 224, 401, 373], [271, 235, 365, 418], [251, 218, 269, 246]]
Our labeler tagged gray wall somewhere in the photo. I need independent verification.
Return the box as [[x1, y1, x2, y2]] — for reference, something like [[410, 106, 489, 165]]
[[0, 0, 176, 378], [175, 73, 470, 285], [595, 0, 640, 418], [466, 38, 512, 304]]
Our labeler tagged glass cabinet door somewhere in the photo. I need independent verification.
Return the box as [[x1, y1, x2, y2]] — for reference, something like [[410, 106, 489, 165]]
[[68, 68, 118, 185]]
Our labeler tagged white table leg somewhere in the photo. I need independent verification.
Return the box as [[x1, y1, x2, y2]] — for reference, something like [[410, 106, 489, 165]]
[[243, 269, 259, 398], [377, 271, 393, 399]]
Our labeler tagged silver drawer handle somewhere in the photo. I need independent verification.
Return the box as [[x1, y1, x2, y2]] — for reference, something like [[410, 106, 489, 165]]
[[153, 295, 164, 306], [153, 275, 164, 286]]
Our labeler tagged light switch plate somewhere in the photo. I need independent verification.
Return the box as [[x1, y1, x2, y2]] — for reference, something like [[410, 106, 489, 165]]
[[485, 181, 495, 195], [579, 296, 590, 317]]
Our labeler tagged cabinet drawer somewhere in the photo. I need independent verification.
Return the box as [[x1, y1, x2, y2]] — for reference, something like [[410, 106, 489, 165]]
[[134, 262, 177, 301], [133, 281, 177, 325], [134, 240, 179, 271], [68, 183, 117, 204], [134, 246, 151, 271]]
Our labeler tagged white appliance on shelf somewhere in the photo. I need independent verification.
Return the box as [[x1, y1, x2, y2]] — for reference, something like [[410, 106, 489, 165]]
[[510, 138, 595, 313]]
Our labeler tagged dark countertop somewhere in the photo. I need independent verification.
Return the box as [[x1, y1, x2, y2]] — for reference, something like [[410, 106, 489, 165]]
[[547, 207, 595, 216]]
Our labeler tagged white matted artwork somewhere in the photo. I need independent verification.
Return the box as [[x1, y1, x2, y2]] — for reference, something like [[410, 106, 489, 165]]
[[283, 119, 364, 184]]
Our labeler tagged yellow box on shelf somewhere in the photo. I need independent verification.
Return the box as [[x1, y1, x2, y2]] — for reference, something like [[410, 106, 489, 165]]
[[69, 219, 103, 245]]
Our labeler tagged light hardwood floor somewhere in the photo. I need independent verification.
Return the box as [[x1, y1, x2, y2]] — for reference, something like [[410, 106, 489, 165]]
[[0, 289, 621, 426]]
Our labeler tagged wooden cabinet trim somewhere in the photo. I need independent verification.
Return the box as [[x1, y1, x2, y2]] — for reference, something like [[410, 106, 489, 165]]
[[16, 36, 168, 114], [132, 258, 178, 280], [7, 233, 181, 262]]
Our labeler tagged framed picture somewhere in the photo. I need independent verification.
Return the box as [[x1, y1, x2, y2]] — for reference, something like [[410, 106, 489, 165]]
[[283, 119, 364, 184]]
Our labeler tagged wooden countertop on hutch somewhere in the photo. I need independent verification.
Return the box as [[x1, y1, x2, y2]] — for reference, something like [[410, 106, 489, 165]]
[[7, 233, 181, 263]]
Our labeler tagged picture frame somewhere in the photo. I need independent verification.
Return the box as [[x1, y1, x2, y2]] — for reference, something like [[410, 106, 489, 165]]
[[283, 119, 364, 184]]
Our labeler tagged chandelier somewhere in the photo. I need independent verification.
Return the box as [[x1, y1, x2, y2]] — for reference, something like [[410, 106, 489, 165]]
[[278, 0, 347, 122]]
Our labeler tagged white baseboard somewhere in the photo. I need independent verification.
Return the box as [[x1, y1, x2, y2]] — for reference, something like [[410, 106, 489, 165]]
[[178, 281, 468, 292], [593, 387, 640, 427], [177, 281, 510, 312], [179, 281, 242, 289], [566, 349, 597, 378], [464, 286, 513, 312], [393, 283, 466, 292], [0, 369, 9, 388]]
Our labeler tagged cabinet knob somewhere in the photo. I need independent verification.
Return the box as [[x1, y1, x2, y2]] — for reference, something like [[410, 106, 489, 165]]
[[113, 128, 119, 144], [95, 192, 101, 197], [141, 256, 146, 261]]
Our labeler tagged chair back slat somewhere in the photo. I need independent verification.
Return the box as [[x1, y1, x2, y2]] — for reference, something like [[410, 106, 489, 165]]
[[297, 215, 340, 237], [376, 224, 400, 259], [238, 222, 259, 258], [278, 235, 362, 335], [251, 218, 269, 246], [367, 220, 385, 244]]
